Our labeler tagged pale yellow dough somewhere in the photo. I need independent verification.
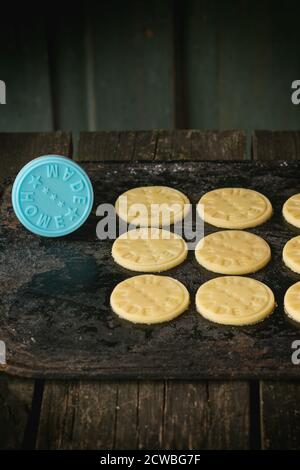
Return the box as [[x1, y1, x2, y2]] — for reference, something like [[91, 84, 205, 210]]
[[197, 188, 272, 229], [284, 282, 300, 323], [111, 275, 190, 324], [283, 194, 300, 228], [112, 228, 187, 272], [195, 230, 271, 275], [196, 276, 275, 325], [283, 235, 300, 274], [115, 186, 190, 227]]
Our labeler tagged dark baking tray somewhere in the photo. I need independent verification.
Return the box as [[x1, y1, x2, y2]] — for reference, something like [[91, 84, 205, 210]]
[[1, 160, 300, 379]]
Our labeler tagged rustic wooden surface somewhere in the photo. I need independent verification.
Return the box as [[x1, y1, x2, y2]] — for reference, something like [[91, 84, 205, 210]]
[[253, 130, 300, 450], [1, 130, 300, 449], [35, 129, 250, 449], [0, 132, 71, 449], [3, 158, 300, 379]]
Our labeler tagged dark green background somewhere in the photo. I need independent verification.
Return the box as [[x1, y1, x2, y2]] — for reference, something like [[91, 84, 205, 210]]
[[0, 0, 300, 154]]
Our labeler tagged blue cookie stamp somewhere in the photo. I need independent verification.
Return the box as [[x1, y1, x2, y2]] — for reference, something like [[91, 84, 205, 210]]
[[12, 155, 94, 237]]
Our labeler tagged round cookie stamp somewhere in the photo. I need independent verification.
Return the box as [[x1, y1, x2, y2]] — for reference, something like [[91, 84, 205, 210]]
[[12, 155, 93, 237], [283, 235, 300, 273], [283, 194, 300, 228], [196, 276, 275, 325], [197, 187, 272, 229], [110, 274, 190, 324], [284, 282, 300, 323], [195, 230, 271, 275], [112, 228, 188, 272], [115, 186, 190, 227]]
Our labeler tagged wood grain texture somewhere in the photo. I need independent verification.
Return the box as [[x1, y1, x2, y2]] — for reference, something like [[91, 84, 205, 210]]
[[254, 130, 300, 450], [0, 131, 72, 179], [163, 381, 250, 450], [260, 382, 300, 450], [253, 130, 300, 161], [0, 374, 34, 449], [137, 381, 164, 449], [37, 381, 118, 449], [78, 130, 246, 161]]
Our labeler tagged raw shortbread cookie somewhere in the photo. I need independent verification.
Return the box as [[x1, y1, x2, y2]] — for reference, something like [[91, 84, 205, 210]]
[[197, 188, 272, 229], [283, 235, 300, 274], [196, 276, 275, 325], [110, 274, 190, 324], [195, 230, 271, 275], [284, 282, 300, 323], [282, 194, 300, 228], [112, 228, 187, 272], [115, 186, 190, 227]]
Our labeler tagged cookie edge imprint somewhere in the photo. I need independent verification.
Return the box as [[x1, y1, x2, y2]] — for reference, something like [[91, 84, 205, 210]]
[[283, 195, 300, 229], [115, 186, 190, 227], [197, 188, 273, 229], [110, 274, 190, 324], [284, 281, 300, 323], [112, 228, 188, 272], [195, 230, 271, 275], [283, 235, 300, 274], [195, 276, 276, 326]]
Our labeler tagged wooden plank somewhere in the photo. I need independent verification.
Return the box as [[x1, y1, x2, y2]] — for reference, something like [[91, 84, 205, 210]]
[[0, 11, 52, 132], [191, 130, 246, 160], [76, 131, 119, 161], [114, 381, 139, 449], [253, 130, 300, 161], [0, 132, 72, 178], [37, 381, 118, 449], [163, 381, 250, 449], [253, 130, 300, 450], [260, 382, 300, 450], [88, 0, 175, 129], [137, 382, 164, 449], [78, 130, 246, 162], [0, 374, 34, 449], [134, 131, 158, 161]]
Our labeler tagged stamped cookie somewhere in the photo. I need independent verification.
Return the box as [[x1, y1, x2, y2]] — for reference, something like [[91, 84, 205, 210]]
[[196, 276, 275, 325], [195, 230, 271, 275], [284, 282, 300, 323], [283, 235, 300, 274], [110, 274, 190, 324], [115, 186, 190, 227], [112, 228, 188, 272], [197, 188, 272, 229], [283, 194, 300, 228]]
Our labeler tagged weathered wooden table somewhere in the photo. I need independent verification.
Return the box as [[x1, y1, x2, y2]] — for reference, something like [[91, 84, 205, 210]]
[[1, 130, 300, 450]]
